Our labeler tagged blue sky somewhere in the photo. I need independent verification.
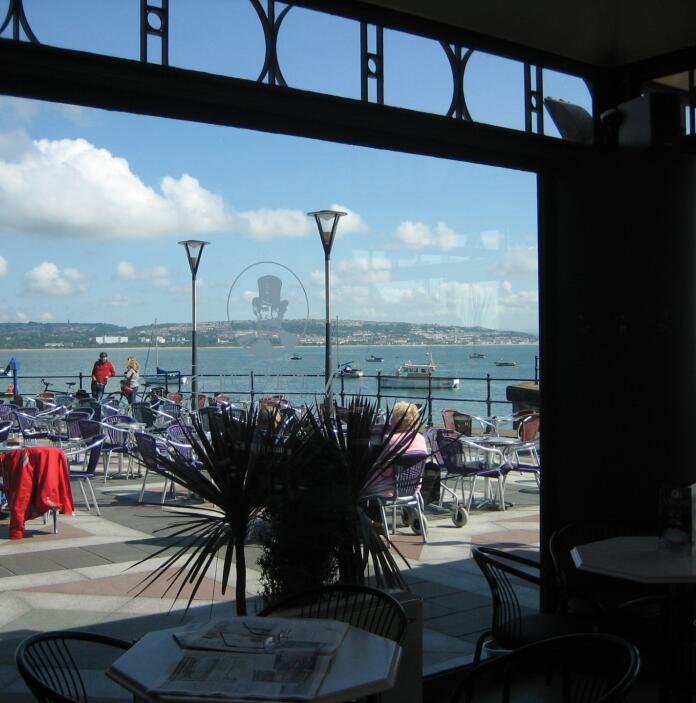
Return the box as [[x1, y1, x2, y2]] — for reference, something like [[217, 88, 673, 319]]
[[0, 1, 593, 333]]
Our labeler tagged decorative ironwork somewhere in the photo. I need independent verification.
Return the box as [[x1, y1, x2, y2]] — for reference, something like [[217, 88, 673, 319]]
[[251, 0, 292, 87], [441, 42, 473, 120], [140, 0, 169, 66], [524, 63, 544, 134], [0, 0, 38, 42], [360, 22, 383, 104]]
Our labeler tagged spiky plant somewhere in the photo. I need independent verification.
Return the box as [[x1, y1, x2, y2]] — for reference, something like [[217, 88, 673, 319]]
[[132, 406, 295, 615], [257, 396, 422, 605]]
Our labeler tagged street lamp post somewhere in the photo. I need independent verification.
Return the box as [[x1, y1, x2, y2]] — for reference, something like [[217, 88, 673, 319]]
[[179, 240, 210, 409], [308, 210, 346, 411]]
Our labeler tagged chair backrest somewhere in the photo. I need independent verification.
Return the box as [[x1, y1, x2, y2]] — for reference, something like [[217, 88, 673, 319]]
[[130, 402, 158, 427], [431, 428, 465, 473], [77, 398, 102, 422], [393, 453, 428, 498], [70, 435, 105, 477], [166, 423, 194, 460], [78, 419, 102, 440], [198, 406, 222, 433], [134, 431, 166, 472], [53, 394, 73, 408], [258, 584, 408, 644], [472, 546, 540, 645], [102, 414, 135, 445], [452, 411, 473, 435], [451, 633, 640, 703], [0, 420, 12, 443], [15, 630, 131, 703], [441, 408, 457, 429], [517, 411, 540, 441]]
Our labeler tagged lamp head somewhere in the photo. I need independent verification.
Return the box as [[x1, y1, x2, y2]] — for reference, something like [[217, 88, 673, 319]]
[[308, 210, 346, 257], [178, 240, 210, 276]]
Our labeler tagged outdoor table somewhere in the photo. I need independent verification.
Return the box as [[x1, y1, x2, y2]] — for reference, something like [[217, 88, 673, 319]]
[[573, 535, 696, 697], [108, 616, 402, 703]]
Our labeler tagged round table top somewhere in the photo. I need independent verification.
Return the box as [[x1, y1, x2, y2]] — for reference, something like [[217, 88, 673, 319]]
[[572, 535, 696, 584]]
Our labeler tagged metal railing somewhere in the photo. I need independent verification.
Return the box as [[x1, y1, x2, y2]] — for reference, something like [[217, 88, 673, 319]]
[[11, 364, 539, 427]]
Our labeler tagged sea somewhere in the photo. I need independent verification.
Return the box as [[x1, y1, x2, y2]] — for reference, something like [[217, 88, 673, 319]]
[[0, 344, 539, 422]]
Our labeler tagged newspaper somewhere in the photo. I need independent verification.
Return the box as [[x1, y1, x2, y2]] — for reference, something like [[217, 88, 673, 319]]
[[150, 648, 333, 700], [174, 617, 348, 656], [152, 618, 349, 699]]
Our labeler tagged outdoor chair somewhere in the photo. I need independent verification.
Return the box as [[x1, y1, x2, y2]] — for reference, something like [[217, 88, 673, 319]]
[[64, 434, 106, 515], [370, 452, 430, 544], [48, 410, 94, 446], [430, 429, 510, 511], [14, 408, 49, 443], [77, 397, 102, 422], [130, 401, 173, 431], [101, 414, 136, 481], [452, 411, 496, 436], [198, 405, 223, 433], [134, 431, 176, 504], [451, 633, 641, 703], [472, 545, 597, 664], [258, 584, 408, 644], [15, 629, 132, 703]]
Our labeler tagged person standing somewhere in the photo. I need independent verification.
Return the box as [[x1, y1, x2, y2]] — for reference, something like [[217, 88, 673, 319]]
[[91, 351, 116, 400], [121, 356, 141, 405]]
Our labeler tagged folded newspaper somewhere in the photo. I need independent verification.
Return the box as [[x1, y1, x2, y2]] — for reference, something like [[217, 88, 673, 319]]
[[149, 618, 349, 699], [174, 617, 349, 655]]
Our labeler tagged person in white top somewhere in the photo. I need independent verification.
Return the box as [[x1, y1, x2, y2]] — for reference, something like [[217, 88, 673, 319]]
[[121, 356, 141, 406]]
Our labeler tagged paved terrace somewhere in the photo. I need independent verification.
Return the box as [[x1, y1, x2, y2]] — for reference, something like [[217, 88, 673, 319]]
[[0, 465, 540, 702]]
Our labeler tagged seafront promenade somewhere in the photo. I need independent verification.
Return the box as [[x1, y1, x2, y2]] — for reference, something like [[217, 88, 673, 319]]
[[0, 466, 540, 701]]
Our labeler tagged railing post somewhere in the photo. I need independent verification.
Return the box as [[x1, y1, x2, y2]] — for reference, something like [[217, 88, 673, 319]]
[[534, 355, 539, 384], [427, 373, 433, 427], [250, 370, 255, 406], [78, 372, 83, 390], [486, 373, 492, 417], [377, 371, 382, 411], [340, 372, 345, 406]]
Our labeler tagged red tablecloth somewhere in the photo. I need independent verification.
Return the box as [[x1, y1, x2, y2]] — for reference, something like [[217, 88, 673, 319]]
[[1, 446, 74, 539]]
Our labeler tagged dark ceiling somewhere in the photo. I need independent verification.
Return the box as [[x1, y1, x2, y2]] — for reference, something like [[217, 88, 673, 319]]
[[358, 0, 696, 68]]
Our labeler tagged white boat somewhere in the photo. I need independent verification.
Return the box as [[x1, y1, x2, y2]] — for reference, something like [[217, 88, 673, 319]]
[[338, 362, 364, 378], [494, 360, 517, 367], [381, 352, 459, 389]]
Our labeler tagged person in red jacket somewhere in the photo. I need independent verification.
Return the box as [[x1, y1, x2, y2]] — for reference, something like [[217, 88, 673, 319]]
[[91, 351, 116, 400]]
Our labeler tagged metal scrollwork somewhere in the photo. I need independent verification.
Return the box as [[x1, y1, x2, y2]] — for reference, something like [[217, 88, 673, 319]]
[[441, 42, 474, 120], [250, 0, 292, 87], [0, 0, 38, 42], [140, 0, 169, 66], [360, 22, 383, 104], [524, 63, 544, 133]]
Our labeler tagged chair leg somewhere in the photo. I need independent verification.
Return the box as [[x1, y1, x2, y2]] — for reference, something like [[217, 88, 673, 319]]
[[77, 480, 90, 511], [415, 494, 428, 544], [138, 467, 149, 503], [86, 478, 101, 516], [51, 506, 58, 534], [103, 452, 110, 483]]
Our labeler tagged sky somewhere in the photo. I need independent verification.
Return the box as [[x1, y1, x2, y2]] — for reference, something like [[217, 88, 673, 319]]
[[0, 0, 593, 333]]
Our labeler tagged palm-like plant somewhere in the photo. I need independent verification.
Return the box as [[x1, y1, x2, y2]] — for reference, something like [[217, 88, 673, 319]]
[[133, 397, 424, 613], [133, 407, 292, 615]]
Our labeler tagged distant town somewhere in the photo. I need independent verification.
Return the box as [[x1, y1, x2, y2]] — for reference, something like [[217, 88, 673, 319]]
[[0, 320, 538, 350]]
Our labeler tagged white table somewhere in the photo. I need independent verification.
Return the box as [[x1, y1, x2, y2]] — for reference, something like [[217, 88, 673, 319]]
[[108, 617, 401, 703]]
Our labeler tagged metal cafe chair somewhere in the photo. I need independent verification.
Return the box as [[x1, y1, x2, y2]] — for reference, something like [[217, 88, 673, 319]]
[[451, 633, 640, 703], [64, 434, 106, 516], [16, 630, 132, 703], [258, 584, 408, 644]]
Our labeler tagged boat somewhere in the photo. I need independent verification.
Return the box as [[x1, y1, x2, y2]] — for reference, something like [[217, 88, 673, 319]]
[[494, 360, 517, 367], [469, 352, 485, 359], [290, 354, 302, 360], [365, 354, 384, 363], [381, 352, 459, 389], [338, 362, 364, 378]]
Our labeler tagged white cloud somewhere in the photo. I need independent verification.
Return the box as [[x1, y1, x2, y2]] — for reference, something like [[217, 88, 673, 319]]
[[379, 286, 416, 304], [39, 311, 54, 321], [394, 220, 461, 251], [25, 262, 89, 296], [336, 256, 391, 284], [242, 290, 256, 302], [329, 203, 369, 236], [107, 294, 129, 308], [498, 281, 539, 310], [335, 285, 370, 305], [0, 256, 7, 276], [493, 247, 538, 276], [115, 260, 170, 288], [480, 230, 505, 249], [16, 310, 28, 322], [0, 136, 371, 242]]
